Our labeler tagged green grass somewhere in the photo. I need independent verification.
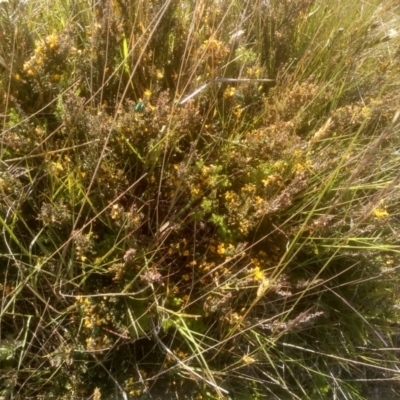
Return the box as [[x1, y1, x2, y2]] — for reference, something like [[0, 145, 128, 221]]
[[1, 0, 400, 398]]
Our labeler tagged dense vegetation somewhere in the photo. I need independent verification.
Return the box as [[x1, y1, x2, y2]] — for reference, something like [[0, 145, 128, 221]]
[[1, 0, 400, 398]]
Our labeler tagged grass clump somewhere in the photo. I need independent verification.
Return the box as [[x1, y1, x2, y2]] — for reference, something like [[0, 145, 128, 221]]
[[1, 0, 400, 399]]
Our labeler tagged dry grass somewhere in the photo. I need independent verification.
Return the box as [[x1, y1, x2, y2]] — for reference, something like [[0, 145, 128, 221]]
[[1, 0, 400, 399]]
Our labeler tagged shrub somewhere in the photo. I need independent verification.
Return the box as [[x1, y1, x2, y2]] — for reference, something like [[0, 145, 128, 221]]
[[1, 0, 400, 399]]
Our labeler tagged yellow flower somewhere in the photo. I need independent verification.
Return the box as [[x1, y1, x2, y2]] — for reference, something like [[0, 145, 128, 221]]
[[217, 243, 226, 254], [191, 186, 201, 196], [224, 191, 238, 205], [177, 350, 187, 359], [253, 266, 264, 281], [255, 196, 263, 205], [232, 105, 242, 118], [110, 204, 121, 219], [182, 274, 190, 281], [223, 86, 236, 98], [373, 208, 389, 219], [273, 161, 286, 171], [242, 183, 256, 192], [52, 161, 64, 171], [46, 34, 58, 49], [262, 175, 277, 187]]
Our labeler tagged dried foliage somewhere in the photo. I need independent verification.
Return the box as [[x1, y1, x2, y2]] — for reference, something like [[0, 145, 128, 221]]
[[1, 0, 400, 399]]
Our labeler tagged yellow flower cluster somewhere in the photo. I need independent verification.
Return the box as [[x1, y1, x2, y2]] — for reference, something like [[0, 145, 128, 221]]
[[253, 266, 264, 281], [224, 190, 240, 207], [199, 261, 216, 271], [224, 86, 236, 98], [239, 219, 252, 234], [110, 203, 123, 219], [191, 185, 202, 196], [246, 66, 263, 78], [217, 243, 226, 254], [46, 34, 58, 49], [124, 374, 148, 397], [207, 242, 233, 256], [187, 260, 197, 267], [77, 297, 104, 330], [262, 174, 278, 187], [232, 105, 242, 118], [73, 231, 96, 262], [373, 208, 389, 219], [373, 200, 389, 219], [241, 183, 257, 193], [85, 335, 111, 351], [23, 34, 60, 77], [252, 258, 265, 281]]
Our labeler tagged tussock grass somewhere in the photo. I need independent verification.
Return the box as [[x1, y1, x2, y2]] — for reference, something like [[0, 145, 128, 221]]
[[1, 0, 400, 399]]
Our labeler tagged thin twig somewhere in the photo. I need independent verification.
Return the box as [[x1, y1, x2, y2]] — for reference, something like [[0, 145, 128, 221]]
[[179, 76, 275, 105], [59, 285, 151, 299]]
